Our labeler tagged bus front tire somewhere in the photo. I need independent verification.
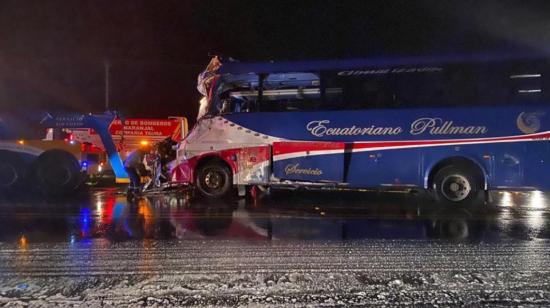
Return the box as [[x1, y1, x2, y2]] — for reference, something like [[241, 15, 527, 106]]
[[195, 162, 232, 198], [432, 165, 482, 205]]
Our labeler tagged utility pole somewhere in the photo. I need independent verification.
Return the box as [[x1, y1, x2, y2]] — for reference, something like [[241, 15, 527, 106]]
[[104, 60, 110, 111]]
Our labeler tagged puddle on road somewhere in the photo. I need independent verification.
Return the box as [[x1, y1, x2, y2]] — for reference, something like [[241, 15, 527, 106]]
[[0, 189, 549, 244]]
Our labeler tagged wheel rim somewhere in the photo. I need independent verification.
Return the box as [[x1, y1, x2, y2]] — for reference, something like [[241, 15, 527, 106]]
[[0, 163, 18, 188], [440, 174, 472, 202], [200, 168, 226, 194]]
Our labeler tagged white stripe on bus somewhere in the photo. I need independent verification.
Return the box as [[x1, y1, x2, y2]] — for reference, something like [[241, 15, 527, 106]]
[[272, 132, 550, 161]]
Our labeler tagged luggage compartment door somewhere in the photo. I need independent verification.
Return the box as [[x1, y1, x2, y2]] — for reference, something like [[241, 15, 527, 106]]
[[236, 145, 271, 184], [272, 141, 345, 182]]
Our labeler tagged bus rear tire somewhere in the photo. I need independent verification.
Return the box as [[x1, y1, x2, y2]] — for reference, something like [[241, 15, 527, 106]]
[[432, 165, 483, 206], [195, 161, 232, 198]]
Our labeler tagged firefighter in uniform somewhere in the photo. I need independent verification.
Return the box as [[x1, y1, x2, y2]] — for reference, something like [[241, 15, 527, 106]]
[[124, 143, 151, 193]]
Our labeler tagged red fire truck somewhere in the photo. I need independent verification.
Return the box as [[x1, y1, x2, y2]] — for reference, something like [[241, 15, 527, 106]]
[[68, 117, 188, 183]]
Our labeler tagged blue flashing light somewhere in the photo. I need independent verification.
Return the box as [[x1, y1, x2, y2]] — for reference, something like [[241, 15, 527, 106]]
[[80, 208, 91, 237]]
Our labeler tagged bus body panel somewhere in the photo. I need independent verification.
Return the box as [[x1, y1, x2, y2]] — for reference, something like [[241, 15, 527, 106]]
[[346, 148, 422, 187], [524, 142, 550, 190], [173, 105, 550, 191], [491, 143, 525, 188], [273, 141, 345, 182], [172, 145, 271, 185], [273, 152, 345, 183], [236, 146, 271, 184], [221, 107, 550, 143]]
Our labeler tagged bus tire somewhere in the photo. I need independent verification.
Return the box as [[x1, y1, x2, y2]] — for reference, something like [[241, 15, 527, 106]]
[[35, 150, 82, 196], [0, 154, 25, 193], [195, 161, 232, 198], [432, 165, 482, 205]]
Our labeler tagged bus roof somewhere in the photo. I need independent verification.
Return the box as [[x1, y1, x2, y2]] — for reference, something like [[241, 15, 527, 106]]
[[217, 52, 549, 75]]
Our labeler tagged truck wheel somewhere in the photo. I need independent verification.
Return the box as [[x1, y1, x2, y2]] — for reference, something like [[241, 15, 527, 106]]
[[0, 157, 24, 192], [195, 162, 232, 198], [36, 150, 82, 196], [432, 165, 482, 205]]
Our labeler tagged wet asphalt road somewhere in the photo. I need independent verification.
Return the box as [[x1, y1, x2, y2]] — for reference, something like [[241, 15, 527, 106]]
[[0, 188, 549, 306]]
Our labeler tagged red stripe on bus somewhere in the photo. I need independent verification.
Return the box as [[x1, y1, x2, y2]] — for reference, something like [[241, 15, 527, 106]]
[[272, 131, 550, 157]]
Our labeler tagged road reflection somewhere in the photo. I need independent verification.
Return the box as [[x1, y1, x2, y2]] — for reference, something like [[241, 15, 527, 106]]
[[0, 189, 549, 244]]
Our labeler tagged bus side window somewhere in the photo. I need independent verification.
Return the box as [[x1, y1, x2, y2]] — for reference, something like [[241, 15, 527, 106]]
[[324, 69, 449, 110], [321, 76, 344, 110], [330, 76, 386, 110], [389, 73, 444, 108]]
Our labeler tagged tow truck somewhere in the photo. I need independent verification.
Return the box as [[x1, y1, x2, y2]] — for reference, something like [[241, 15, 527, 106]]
[[0, 112, 188, 196], [0, 112, 125, 195]]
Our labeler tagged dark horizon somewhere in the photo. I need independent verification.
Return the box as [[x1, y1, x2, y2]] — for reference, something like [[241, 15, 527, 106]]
[[1, 0, 550, 131]]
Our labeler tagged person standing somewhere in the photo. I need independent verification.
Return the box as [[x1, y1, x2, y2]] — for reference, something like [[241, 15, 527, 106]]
[[124, 144, 151, 193]]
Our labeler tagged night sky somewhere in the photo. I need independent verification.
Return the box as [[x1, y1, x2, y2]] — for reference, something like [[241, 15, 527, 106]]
[[1, 0, 550, 132]]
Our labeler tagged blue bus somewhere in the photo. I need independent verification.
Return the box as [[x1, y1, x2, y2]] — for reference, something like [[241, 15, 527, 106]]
[[172, 53, 550, 204]]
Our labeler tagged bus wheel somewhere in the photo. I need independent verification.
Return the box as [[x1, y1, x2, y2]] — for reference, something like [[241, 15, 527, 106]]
[[433, 165, 481, 205], [195, 162, 232, 198], [35, 150, 82, 196]]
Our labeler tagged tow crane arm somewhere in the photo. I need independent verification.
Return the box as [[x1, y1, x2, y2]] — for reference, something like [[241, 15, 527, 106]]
[[40, 112, 129, 180]]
